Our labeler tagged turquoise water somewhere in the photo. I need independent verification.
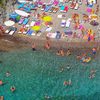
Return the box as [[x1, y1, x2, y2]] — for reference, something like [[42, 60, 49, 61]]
[[0, 49, 100, 100]]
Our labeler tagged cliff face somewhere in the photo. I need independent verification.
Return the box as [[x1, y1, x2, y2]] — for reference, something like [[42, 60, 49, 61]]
[[0, 0, 16, 24]]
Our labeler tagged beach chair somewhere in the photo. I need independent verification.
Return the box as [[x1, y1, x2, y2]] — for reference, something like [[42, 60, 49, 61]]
[[61, 20, 66, 27], [46, 32, 57, 38], [22, 18, 29, 25], [9, 27, 17, 35]]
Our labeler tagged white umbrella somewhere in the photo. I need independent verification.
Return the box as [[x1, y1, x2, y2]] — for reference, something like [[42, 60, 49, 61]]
[[4, 20, 15, 26], [15, 10, 30, 17]]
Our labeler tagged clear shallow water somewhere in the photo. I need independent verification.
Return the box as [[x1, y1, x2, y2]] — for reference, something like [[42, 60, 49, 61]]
[[0, 49, 100, 100]]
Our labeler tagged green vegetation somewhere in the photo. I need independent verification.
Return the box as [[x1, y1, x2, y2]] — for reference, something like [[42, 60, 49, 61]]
[[0, 0, 6, 9]]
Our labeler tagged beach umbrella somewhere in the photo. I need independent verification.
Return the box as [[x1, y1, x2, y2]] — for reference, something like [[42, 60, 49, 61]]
[[4, 20, 15, 26], [43, 16, 52, 22], [31, 26, 40, 31], [15, 10, 30, 17]]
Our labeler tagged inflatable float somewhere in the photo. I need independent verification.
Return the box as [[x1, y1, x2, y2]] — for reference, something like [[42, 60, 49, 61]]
[[83, 57, 91, 63]]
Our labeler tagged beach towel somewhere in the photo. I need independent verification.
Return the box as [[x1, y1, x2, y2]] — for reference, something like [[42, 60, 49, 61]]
[[60, 5, 65, 11], [61, 20, 66, 27], [66, 18, 71, 28], [47, 32, 57, 38]]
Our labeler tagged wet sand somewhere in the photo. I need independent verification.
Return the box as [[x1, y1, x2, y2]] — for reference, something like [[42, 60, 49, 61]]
[[0, 35, 100, 52]]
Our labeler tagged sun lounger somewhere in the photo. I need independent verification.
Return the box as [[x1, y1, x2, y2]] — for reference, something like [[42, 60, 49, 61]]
[[5, 28, 11, 34], [46, 32, 57, 38], [18, 18, 24, 24], [66, 18, 71, 28], [45, 27, 52, 32], [22, 18, 29, 25], [17, 3, 24, 9], [57, 14, 63, 18], [44, 5, 52, 12], [56, 31, 61, 39], [61, 20, 66, 27], [9, 27, 17, 35], [27, 29, 34, 35], [30, 21, 35, 26]]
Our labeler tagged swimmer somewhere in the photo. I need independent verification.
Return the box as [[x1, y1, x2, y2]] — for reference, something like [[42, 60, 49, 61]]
[[90, 69, 97, 74], [56, 50, 61, 56], [63, 81, 68, 86], [89, 74, 95, 79], [59, 68, 64, 72], [0, 80, 3, 85], [60, 49, 64, 56], [10, 86, 16, 92], [68, 79, 72, 85], [0, 61, 2, 63], [66, 49, 71, 56], [92, 48, 96, 55], [32, 43, 36, 51], [6, 71, 11, 77]]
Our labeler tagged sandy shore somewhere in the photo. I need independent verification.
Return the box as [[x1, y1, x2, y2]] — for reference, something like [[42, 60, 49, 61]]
[[0, 35, 100, 52]]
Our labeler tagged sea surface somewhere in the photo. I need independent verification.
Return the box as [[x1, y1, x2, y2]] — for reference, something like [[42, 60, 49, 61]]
[[0, 49, 100, 100]]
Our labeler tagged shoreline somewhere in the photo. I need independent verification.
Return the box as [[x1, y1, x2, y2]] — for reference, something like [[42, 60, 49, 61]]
[[0, 35, 100, 52]]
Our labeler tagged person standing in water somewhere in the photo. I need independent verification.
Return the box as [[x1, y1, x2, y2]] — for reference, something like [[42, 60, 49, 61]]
[[32, 43, 36, 51]]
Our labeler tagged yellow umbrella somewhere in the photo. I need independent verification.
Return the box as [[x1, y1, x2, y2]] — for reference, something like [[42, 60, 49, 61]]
[[31, 26, 40, 31], [43, 16, 52, 22]]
